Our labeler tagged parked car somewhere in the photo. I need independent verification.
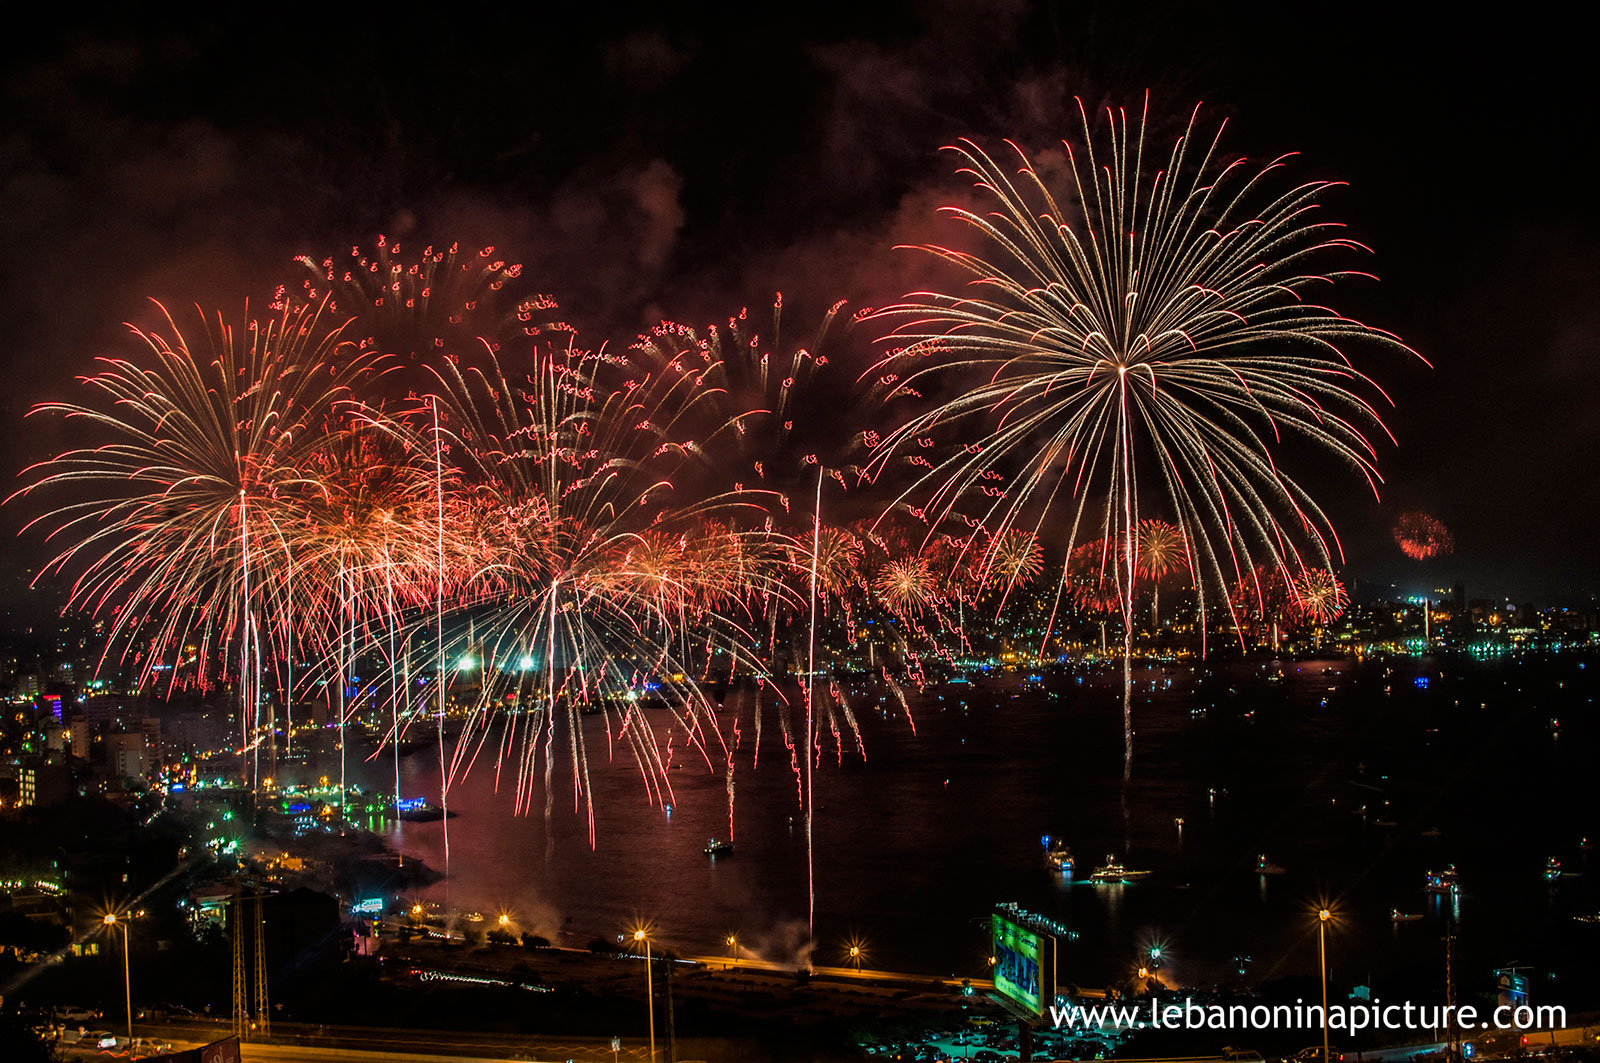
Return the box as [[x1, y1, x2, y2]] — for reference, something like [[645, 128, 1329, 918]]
[[1288, 1048, 1344, 1063]]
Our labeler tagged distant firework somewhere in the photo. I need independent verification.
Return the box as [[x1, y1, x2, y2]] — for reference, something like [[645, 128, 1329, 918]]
[[1136, 520, 1188, 582], [873, 555, 938, 615], [1393, 511, 1454, 561], [1293, 567, 1349, 627], [980, 528, 1045, 591], [1066, 539, 1123, 615]]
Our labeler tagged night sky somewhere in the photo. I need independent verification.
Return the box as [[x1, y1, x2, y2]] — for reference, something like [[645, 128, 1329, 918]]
[[2, 3, 1596, 607]]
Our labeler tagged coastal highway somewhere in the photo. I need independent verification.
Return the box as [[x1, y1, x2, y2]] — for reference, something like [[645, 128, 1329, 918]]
[[93, 1021, 651, 1063]]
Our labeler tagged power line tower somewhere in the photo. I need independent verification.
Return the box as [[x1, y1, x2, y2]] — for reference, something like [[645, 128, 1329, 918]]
[[253, 893, 270, 1039], [231, 897, 247, 1041], [230, 893, 270, 1042]]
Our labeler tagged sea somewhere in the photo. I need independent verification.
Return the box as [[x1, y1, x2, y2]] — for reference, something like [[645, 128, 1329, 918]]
[[323, 652, 1600, 1005]]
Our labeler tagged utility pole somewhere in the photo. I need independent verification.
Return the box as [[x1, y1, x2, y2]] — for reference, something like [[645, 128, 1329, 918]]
[[253, 894, 270, 1040], [663, 950, 677, 1063], [1445, 921, 1460, 1063], [231, 897, 247, 1041]]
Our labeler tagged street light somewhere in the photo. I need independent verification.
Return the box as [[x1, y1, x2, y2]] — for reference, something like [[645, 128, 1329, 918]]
[[104, 912, 131, 1045], [725, 934, 737, 968], [634, 928, 655, 1063], [849, 945, 862, 971], [1318, 909, 1333, 1063]]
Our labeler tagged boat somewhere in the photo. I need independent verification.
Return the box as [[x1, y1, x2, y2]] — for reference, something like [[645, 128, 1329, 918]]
[[1574, 914, 1600, 925], [704, 838, 734, 857], [1391, 909, 1423, 923], [1256, 854, 1286, 876], [1045, 841, 1074, 873], [394, 797, 450, 822], [1090, 855, 1151, 884], [1424, 866, 1459, 894], [1545, 857, 1563, 882]]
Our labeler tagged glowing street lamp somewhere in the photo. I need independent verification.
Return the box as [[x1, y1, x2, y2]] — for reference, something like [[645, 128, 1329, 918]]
[[104, 912, 131, 1044], [633, 928, 655, 1063], [1318, 908, 1333, 1063], [725, 933, 737, 968]]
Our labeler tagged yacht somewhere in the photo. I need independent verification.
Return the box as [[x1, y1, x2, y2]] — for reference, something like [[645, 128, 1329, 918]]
[[704, 838, 734, 857], [1545, 857, 1563, 882], [1424, 866, 1459, 894], [1090, 855, 1151, 884], [1045, 841, 1074, 873], [394, 797, 449, 822], [1391, 909, 1423, 923]]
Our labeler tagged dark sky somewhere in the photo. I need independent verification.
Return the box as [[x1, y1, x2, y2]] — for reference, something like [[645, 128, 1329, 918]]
[[2, 2, 1596, 606]]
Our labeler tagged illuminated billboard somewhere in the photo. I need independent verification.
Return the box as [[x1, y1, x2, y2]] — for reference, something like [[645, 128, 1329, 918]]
[[992, 910, 1057, 1016]]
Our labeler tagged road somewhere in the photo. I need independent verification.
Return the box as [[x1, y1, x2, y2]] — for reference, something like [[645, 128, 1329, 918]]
[[105, 1020, 649, 1063], [1357, 1021, 1600, 1061], [681, 951, 994, 989]]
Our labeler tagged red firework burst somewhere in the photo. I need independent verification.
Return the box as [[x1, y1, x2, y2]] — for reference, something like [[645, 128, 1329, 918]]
[[1393, 511, 1454, 561]]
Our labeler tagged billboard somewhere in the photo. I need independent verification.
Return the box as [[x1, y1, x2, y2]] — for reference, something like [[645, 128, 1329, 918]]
[[992, 911, 1057, 1016]]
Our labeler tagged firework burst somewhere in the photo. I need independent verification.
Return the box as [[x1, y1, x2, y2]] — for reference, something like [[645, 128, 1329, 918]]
[[869, 98, 1416, 655], [1393, 510, 1454, 561], [873, 555, 938, 616], [297, 237, 570, 364], [1292, 567, 1349, 628], [11, 299, 380, 779]]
